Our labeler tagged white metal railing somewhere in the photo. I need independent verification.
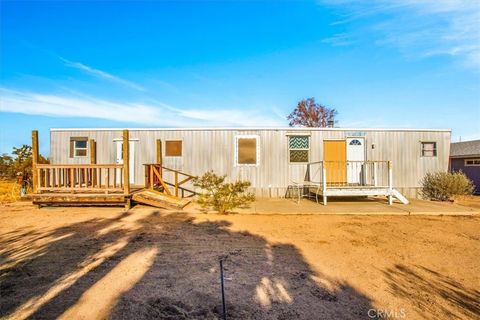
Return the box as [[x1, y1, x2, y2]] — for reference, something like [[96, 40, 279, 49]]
[[306, 160, 392, 188], [298, 160, 395, 205]]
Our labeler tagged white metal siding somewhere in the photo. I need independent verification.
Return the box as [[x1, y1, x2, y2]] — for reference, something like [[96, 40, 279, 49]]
[[50, 129, 451, 198]]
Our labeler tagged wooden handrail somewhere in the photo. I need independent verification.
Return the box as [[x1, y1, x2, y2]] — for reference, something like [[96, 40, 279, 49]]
[[163, 166, 196, 179], [144, 164, 196, 198], [37, 164, 123, 169], [151, 165, 172, 196], [142, 164, 196, 179]]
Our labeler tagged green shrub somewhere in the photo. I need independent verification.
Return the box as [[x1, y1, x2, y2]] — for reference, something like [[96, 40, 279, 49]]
[[193, 171, 255, 214], [420, 171, 474, 201]]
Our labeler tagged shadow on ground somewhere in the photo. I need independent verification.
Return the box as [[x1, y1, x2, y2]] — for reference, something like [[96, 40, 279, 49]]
[[0, 208, 378, 319], [384, 264, 480, 319]]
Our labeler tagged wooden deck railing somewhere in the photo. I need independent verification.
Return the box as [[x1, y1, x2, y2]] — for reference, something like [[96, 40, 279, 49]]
[[144, 164, 196, 198], [36, 164, 125, 193]]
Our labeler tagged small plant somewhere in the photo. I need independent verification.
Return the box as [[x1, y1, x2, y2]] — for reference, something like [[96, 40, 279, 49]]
[[193, 171, 255, 214], [420, 171, 474, 201]]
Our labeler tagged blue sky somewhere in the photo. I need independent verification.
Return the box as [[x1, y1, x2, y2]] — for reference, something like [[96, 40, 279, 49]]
[[1, 0, 479, 156]]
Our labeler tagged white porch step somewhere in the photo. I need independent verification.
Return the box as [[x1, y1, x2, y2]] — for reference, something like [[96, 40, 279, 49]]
[[391, 189, 409, 204], [324, 187, 390, 197], [309, 186, 409, 205]]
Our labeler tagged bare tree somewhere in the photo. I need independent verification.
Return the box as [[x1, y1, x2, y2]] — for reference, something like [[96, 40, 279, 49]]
[[287, 98, 337, 127]]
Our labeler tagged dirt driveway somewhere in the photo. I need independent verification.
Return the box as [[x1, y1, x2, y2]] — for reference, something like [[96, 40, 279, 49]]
[[1, 202, 479, 319]]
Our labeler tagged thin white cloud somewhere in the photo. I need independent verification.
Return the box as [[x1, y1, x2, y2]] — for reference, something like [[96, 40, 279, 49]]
[[321, 33, 355, 46], [0, 88, 284, 127], [60, 58, 146, 91], [322, 0, 480, 68]]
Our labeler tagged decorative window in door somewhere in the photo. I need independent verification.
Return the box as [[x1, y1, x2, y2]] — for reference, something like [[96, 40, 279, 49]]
[[289, 136, 310, 163], [349, 139, 362, 146]]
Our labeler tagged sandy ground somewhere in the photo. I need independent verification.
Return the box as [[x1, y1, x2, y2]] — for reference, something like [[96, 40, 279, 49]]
[[456, 196, 480, 210], [188, 197, 480, 215], [1, 202, 479, 320]]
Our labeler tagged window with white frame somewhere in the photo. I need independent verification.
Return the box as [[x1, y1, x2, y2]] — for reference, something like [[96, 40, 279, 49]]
[[421, 142, 437, 157], [288, 135, 310, 163], [465, 159, 480, 166], [70, 137, 88, 157], [235, 135, 259, 166]]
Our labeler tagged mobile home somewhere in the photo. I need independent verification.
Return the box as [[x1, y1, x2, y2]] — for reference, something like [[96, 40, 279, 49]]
[[46, 127, 450, 202]]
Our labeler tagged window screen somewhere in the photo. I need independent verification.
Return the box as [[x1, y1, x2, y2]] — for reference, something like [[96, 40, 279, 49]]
[[165, 140, 182, 157], [289, 136, 309, 163], [70, 137, 88, 157], [421, 142, 437, 157], [237, 137, 257, 165]]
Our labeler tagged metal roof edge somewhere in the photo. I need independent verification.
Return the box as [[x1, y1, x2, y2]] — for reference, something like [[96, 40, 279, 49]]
[[450, 154, 480, 158], [49, 127, 452, 132]]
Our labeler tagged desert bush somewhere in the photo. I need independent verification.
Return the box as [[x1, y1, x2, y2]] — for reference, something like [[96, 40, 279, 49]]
[[193, 171, 255, 214], [420, 171, 474, 201]]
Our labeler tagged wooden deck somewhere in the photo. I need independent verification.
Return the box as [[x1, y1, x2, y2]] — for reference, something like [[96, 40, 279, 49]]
[[30, 130, 196, 210], [32, 192, 130, 207]]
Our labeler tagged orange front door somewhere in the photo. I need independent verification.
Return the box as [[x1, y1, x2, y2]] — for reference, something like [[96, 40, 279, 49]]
[[323, 140, 347, 186]]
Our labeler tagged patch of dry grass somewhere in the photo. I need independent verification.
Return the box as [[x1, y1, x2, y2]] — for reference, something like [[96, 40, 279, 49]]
[[0, 179, 20, 203], [455, 195, 480, 210]]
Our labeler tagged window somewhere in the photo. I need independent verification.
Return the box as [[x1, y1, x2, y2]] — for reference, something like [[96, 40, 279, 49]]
[[465, 159, 480, 166], [165, 140, 182, 157], [288, 136, 310, 163], [235, 135, 259, 166], [421, 142, 437, 157], [349, 139, 362, 146], [70, 137, 88, 157]]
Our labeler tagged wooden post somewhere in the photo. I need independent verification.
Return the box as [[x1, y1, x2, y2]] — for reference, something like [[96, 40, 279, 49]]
[[90, 139, 96, 187], [156, 139, 162, 165], [32, 130, 39, 194], [144, 165, 149, 189], [174, 171, 179, 197], [70, 168, 75, 192], [123, 130, 130, 195], [149, 165, 154, 190], [89, 139, 96, 164], [322, 165, 327, 206], [388, 161, 393, 205]]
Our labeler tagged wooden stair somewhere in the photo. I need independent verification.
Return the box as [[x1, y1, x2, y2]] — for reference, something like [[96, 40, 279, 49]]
[[132, 189, 191, 210]]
